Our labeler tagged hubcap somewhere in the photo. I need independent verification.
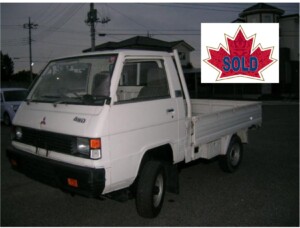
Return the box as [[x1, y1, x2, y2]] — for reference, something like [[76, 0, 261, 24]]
[[153, 174, 163, 207], [229, 144, 240, 166]]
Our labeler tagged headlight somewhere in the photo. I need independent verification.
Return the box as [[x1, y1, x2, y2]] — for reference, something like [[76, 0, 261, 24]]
[[76, 137, 101, 159], [16, 127, 23, 139], [77, 138, 89, 155], [11, 126, 22, 140]]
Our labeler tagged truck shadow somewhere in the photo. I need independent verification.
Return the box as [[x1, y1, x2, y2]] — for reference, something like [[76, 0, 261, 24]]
[[177, 157, 219, 173]]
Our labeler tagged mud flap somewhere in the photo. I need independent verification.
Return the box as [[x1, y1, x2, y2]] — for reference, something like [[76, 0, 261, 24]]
[[164, 162, 179, 194]]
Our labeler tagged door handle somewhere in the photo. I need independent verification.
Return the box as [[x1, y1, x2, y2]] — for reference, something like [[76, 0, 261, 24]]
[[166, 108, 175, 113]]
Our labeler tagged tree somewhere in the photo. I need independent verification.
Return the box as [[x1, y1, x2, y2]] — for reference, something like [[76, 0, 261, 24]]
[[1, 52, 14, 82], [13, 70, 37, 83]]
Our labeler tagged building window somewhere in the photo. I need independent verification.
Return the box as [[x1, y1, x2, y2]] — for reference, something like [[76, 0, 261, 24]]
[[262, 13, 273, 23], [179, 52, 186, 61], [247, 14, 260, 22]]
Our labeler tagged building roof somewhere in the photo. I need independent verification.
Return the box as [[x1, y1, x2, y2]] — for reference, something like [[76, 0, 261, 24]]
[[83, 36, 195, 52], [280, 13, 299, 20], [239, 3, 285, 17], [232, 17, 246, 23]]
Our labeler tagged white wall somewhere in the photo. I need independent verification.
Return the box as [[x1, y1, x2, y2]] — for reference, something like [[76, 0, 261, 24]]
[[280, 16, 299, 61]]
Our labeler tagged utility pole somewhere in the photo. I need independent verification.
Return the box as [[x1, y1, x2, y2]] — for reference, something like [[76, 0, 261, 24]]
[[88, 3, 96, 51], [86, 3, 110, 51], [23, 17, 38, 82]]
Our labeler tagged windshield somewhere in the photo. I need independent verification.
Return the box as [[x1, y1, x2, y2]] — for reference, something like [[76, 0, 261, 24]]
[[3, 90, 27, 102], [29, 55, 117, 105]]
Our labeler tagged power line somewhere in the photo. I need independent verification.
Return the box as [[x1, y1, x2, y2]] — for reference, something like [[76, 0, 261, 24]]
[[2, 37, 28, 44], [107, 4, 148, 31], [140, 3, 242, 13], [35, 4, 84, 42], [36, 40, 87, 47], [100, 28, 200, 32], [39, 5, 71, 27], [32, 4, 64, 25], [99, 32, 200, 36], [38, 26, 87, 35]]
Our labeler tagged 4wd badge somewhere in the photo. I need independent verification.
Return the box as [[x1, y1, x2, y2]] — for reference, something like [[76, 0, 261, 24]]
[[73, 116, 86, 123]]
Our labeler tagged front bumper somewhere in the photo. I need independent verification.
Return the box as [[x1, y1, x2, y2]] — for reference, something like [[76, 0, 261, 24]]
[[6, 146, 105, 198]]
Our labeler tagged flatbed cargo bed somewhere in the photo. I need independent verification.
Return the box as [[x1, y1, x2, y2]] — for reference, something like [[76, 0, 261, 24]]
[[189, 99, 262, 160]]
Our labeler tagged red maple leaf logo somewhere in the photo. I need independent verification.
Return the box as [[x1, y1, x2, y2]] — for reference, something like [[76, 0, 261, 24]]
[[204, 26, 276, 81]]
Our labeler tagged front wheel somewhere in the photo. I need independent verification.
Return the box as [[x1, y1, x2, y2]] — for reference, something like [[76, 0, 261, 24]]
[[219, 135, 243, 173], [136, 161, 166, 218]]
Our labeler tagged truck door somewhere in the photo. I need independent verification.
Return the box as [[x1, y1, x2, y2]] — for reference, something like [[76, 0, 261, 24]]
[[107, 57, 181, 191]]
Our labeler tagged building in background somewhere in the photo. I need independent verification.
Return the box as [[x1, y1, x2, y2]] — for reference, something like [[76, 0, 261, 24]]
[[234, 3, 299, 98], [279, 14, 299, 97], [83, 36, 194, 68], [238, 3, 284, 23]]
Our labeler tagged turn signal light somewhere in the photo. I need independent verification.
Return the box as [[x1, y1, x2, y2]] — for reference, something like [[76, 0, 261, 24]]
[[90, 138, 101, 149], [67, 178, 78, 188]]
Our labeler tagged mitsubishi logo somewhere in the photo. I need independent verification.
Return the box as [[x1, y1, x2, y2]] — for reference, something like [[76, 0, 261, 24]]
[[40, 117, 46, 125]]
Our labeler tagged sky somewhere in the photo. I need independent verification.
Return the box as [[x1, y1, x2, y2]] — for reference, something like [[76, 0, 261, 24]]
[[1, 2, 299, 74]]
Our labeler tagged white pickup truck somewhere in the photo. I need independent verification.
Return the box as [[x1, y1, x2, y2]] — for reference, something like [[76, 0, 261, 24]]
[[7, 49, 261, 218]]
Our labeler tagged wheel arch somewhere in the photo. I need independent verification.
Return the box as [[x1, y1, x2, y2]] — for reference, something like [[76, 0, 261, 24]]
[[221, 132, 245, 155], [138, 143, 174, 174], [219, 133, 244, 173], [131, 143, 179, 195], [131, 143, 173, 185]]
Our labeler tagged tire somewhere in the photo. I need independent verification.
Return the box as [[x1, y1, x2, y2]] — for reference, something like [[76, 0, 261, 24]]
[[136, 161, 166, 218], [3, 112, 11, 126], [219, 135, 243, 173]]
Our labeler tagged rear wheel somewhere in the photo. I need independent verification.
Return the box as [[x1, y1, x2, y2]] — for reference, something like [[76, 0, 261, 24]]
[[219, 135, 243, 173], [136, 161, 166, 218]]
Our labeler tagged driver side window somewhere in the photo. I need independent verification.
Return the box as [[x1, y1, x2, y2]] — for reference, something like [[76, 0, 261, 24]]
[[116, 59, 170, 103]]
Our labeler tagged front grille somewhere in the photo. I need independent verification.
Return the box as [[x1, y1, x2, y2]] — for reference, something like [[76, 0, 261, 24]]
[[7, 147, 106, 197], [17, 127, 76, 155]]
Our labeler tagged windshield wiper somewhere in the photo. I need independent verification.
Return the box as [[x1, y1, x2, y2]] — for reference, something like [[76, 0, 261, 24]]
[[95, 96, 111, 105], [53, 97, 83, 107], [26, 95, 61, 104], [30, 94, 111, 107], [53, 100, 67, 107], [81, 94, 111, 105], [25, 98, 32, 105], [42, 95, 61, 99]]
